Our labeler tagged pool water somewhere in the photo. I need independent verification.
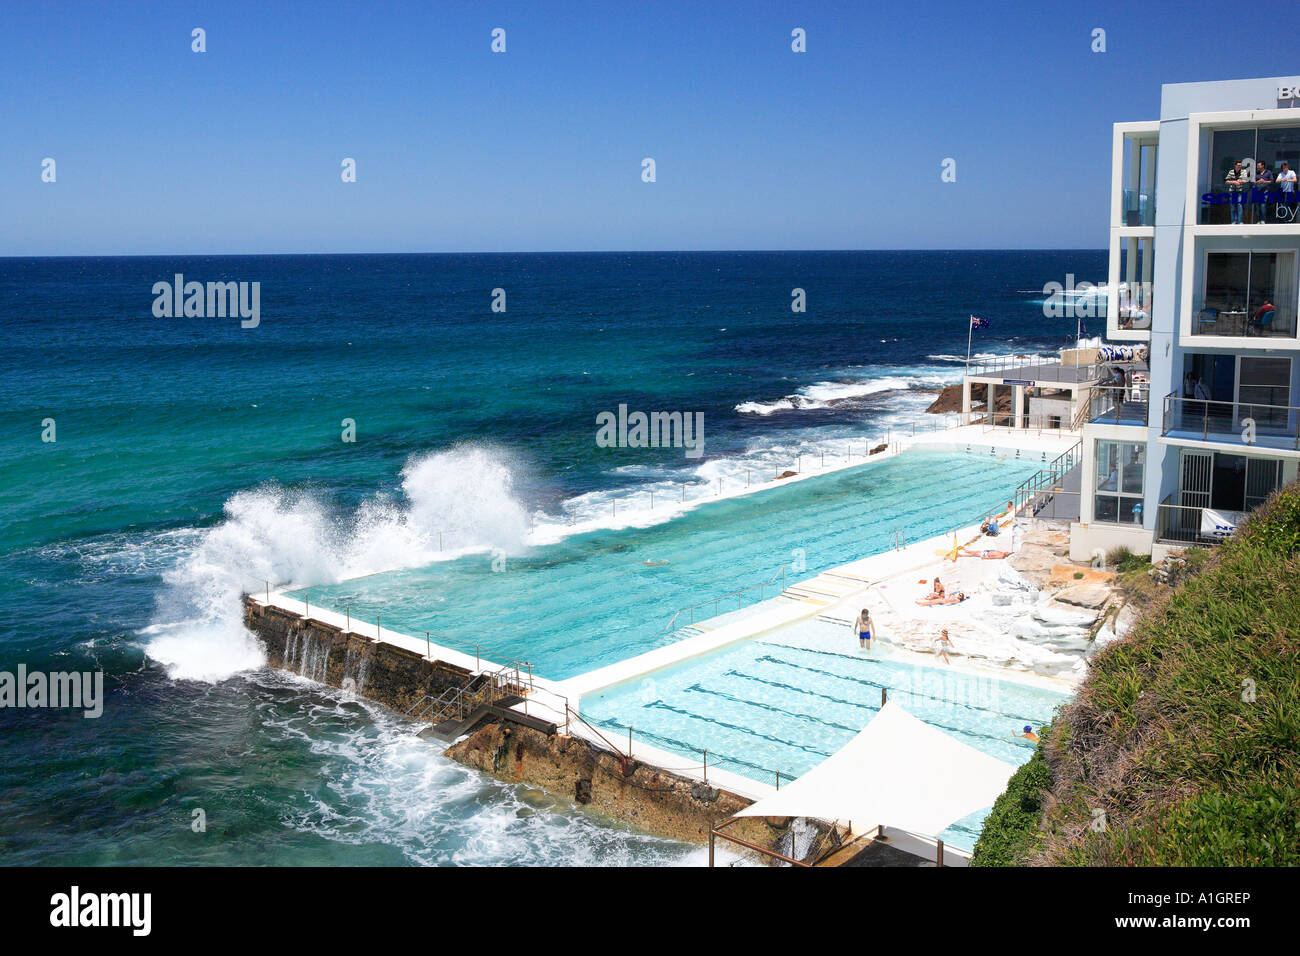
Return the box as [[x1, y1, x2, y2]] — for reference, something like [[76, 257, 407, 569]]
[[288, 449, 1042, 680], [580, 616, 1067, 851]]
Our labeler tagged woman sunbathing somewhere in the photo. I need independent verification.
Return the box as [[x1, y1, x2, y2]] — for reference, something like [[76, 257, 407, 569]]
[[926, 577, 945, 599], [957, 547, 1012, 560], [916, 590, 967, 606]]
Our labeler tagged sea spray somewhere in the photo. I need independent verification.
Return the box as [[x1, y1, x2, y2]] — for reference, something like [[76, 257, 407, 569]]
[[145, 444, 532, 683]]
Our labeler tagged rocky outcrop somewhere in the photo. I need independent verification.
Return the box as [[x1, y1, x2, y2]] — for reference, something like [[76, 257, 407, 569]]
[[925, 384, 964, 414], [444, 720, 836, 861]]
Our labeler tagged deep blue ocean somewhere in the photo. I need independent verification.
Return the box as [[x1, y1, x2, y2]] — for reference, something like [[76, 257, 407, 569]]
[[0, 251, 1102, 865]]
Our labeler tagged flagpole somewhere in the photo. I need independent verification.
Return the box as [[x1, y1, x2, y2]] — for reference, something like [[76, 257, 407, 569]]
[[966, 315, 974, 374]]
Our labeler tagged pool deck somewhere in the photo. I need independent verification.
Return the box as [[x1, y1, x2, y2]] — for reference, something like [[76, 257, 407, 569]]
[[249, 421, 1085, 862]]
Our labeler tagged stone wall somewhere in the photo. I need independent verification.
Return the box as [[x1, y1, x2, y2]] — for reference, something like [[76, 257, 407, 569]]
[[445, 720, 820, 860], [244, 597, 838, 863], [242, 598, 473, 715]]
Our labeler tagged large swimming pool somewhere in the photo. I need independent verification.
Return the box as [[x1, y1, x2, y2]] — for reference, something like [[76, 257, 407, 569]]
[[287, 448, 1042, 680], [580, 615, 1067, 851]]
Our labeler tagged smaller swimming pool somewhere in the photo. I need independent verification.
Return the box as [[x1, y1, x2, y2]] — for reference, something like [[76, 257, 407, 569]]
[[579, 616, 1067, 851]]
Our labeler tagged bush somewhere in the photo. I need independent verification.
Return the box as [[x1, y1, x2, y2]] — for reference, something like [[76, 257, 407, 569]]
[[970, 745, 1052, 866], [974, 480, 1300, 866]]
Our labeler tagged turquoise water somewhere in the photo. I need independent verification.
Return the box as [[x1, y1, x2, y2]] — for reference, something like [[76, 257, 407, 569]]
[[288, 448, 1042, 680], [1, 251, 1099, 865], [580, 616, 1066, 851]]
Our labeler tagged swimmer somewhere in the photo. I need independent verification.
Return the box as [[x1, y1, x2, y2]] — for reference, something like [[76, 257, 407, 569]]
[[1019, 725, 1040, 743], [642, 559, 669, 567], [852, 607, 874, 650]]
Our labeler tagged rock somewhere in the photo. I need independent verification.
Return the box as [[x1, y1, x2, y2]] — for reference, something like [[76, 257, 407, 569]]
[[869, 444, 887, 455], [1051, 582, 1111, 610], [925, 384, 964, 414], [776, 470, 797, 480]]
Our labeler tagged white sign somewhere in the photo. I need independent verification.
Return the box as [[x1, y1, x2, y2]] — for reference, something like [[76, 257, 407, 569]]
[[1278, 83, 1300, 100], [1200, 508, 1243, 538]]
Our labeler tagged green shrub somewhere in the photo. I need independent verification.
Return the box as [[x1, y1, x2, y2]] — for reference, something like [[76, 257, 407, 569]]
[[970, 745, 1052, 866], [974, 480, 1300, 866]]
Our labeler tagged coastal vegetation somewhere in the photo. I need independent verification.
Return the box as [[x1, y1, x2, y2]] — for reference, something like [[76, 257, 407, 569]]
[[972, 482, 1300, 865]]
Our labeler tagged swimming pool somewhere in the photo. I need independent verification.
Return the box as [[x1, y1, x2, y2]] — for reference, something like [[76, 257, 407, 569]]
[[288, 448, 1042, 680], [579, 615, 1067, 851]]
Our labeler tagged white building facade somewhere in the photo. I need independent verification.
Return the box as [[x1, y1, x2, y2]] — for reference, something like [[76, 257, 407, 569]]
[[1071, 75, 1300, 562]]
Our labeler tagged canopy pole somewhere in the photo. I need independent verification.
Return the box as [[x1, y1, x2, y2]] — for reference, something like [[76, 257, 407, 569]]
[[936, 839, 944, 868]]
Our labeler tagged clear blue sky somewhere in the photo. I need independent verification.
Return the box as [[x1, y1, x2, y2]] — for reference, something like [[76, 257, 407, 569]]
[[1, 0, 1293, 254]]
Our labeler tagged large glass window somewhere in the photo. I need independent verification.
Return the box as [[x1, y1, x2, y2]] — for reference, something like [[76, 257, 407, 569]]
[[1238, 356, 1291, 430], [1200, 126, 1300, 224], [1094, 440, 1145, 524], [1122, 135, 1158, 226], [1116, 236, 1153, 330], [1196, 251, 1297, 338]]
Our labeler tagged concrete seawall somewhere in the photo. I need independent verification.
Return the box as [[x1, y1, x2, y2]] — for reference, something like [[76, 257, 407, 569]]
[[243, 599, 475, 715], [241, 595, 839, 863]]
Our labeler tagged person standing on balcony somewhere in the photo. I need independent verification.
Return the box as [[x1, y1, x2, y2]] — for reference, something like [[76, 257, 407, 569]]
[[1226, 160, 1246, 224], [1255, 161, 1274, 224], [1279, 162, 1297, 219]]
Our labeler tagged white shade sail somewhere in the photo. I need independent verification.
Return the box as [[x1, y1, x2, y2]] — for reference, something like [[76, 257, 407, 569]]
[[734, 701, 1019, 838]]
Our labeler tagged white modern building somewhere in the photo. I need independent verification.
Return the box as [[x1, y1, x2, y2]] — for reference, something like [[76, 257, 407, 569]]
[[1070, 74, 1300, 562]]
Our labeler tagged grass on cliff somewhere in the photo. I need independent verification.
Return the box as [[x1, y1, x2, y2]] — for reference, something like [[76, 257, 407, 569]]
[[972, 482, 1300, 866]]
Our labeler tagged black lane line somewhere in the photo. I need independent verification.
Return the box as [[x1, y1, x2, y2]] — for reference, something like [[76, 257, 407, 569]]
[[679, 682, 863, 736], [586, 713, 801, 779], [752, 652, 1048, 728]]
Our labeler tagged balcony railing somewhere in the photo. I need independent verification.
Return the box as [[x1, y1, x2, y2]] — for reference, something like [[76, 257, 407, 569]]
[[1161, 393, 1300, 451], [1088, 384, 1149, 426], [1156, 500, 1226, 546], [965, 353, 1102, 384], [1191, 296, 1297, 338], [1198, 182, 1299, 226], [1122, 188, 1154, 227]]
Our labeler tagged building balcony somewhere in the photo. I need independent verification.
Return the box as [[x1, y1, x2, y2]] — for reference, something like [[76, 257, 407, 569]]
[[1190, 297, 1297, 340], [1088, 384, 1149, 426], [1155, 499, 1235, 547], [1161, 393, 1300, 451]]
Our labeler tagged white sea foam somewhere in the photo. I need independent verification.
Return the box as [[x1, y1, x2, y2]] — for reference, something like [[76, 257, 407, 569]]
[[735, 368, 957, 417], [145, 444, 531, 683]]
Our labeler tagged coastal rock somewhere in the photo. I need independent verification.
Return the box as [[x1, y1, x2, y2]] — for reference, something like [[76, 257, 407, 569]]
[[925, 384, 964, 414], [1051, 583, 1111, 610], [776, 470, 797, 480]]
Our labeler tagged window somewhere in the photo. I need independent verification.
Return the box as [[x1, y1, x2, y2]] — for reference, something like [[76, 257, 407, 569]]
[[1199, 125, 1300, 225], [1094, 440, 1145, 524], [1197, 250, 1297, 338]]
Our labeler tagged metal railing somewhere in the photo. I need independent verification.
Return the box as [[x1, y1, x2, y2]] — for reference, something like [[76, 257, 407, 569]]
[[1013, 440, 1082, 519], [1088, 383, 1150, 425], [1156, 498, 1223, 547], [664, 562, 794, 632], [1162, 393, 1300, 450], [1190, 298, 1297, 338], [965, 353, 1104, 384]]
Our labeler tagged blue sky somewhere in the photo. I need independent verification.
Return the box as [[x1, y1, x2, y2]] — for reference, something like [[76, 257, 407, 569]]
[[1, 0, 1295, 254]]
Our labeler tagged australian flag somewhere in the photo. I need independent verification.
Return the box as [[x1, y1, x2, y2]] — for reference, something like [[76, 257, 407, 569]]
[[970, 315, 989, 330]]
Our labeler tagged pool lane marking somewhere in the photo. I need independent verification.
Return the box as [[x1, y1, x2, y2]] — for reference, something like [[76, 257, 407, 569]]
[[749, 651, 1051, 729]]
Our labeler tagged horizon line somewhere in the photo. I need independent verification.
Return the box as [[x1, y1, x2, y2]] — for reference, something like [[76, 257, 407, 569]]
[[0, 247, 1108, 260]]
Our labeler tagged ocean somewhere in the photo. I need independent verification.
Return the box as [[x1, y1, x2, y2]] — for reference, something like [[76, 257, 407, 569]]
[[0, 250, 1102, 865]]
